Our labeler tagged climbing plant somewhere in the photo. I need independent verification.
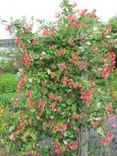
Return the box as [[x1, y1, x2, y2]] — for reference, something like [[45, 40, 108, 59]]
[[2, 0, 116, 155]]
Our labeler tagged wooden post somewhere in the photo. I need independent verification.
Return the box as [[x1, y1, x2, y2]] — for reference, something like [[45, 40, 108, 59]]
[[80, 60, 89, 156]]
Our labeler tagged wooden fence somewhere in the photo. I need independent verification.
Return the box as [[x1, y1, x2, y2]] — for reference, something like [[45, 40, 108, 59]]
[[0, 39, 16, 48]]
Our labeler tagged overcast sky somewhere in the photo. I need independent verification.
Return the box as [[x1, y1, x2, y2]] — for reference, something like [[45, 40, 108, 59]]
[[0, 0, 117, 39]]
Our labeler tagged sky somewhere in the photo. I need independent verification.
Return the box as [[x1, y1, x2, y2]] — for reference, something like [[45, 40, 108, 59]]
[[0, 0, 117, 39]]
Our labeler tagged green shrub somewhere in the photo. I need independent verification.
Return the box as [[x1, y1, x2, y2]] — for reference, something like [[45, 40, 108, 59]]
[[0, 74, 17, 94], [0, 61, 18, 74], [0, 93, 18, 108], [3, 64, 18, 74]]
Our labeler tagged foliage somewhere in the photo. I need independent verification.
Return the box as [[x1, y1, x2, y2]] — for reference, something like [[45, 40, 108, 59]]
[[0, 61, 18, 74], [0, 74, 17, 94], [108, 15, 117, 34], [1, 0, 116, 155], [0, 74, 18, 153]]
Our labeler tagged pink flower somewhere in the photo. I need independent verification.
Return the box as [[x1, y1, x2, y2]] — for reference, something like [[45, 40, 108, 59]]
[[110, 124, 116, 128]]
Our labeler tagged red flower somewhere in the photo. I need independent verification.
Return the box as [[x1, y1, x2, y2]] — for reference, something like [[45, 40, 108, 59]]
[[13, 103, 18, 108], [62, 77, 69, 84], [101, 68, 110, 79], [53, 142, 64, 154], [80, 9, 87, 16], [26, 90, 32, 97], [58, 64, 66, 71], [105, 25, 112, 32], [67, 142, 78, 150], [15, 36, 21, 45], [67, 38, 73, 45], [51, 102, 57, 111], [102, 32, 106, 40], [39, 100, 46, 110], [92, 46, 98, 51], [90, 11, 97, 18], [18, 79, 25, 89], [23, 53, 31, 67], [102, 131, 114, 145], [68, 14, 77, 22], [91, 121, 99, 127], [51, 31, 56, 36], [72, 114, 79, 119], [32, 39, 38, 44], [54, 96, 62, 102], [101, 57, 106, 63], [70, 83, 82, 88], [42, 28, 51, 37], [80, 88, 94, 104], [72, 52, 79, 57], [56, 123, 67, 131], [57, 49, 66, 55], [107, 104, 113, 114], [42, 122, 46, 130], [52, 44, 57, 48], [72, 23, 79, 28], [10, 132, 17, 141]]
